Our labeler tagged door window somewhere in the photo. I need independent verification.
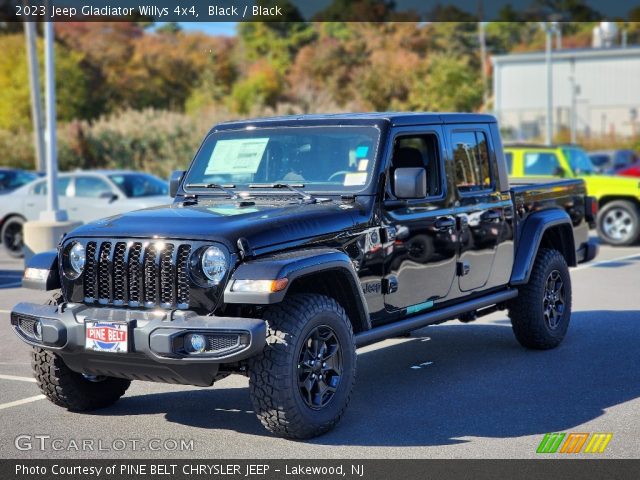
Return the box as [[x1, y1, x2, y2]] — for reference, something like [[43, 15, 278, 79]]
[[524, 152, 560, 175], [391, 134, 442, 198], [32, 178, 72, 196], [452, 131, 492, 193], [74, 176, 113, 198]]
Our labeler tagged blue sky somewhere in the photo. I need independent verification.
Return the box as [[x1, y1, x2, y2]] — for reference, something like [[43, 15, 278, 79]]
[[179, 22, 237, 36]]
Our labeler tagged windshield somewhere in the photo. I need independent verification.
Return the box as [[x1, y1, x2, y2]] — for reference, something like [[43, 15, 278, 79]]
[[184, 126, 380, 194], [109, 173, 168, 198], [563, 148, 595, 175]]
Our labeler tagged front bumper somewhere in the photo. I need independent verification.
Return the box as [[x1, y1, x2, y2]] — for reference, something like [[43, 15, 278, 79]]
[[10, 302, 266, 387]]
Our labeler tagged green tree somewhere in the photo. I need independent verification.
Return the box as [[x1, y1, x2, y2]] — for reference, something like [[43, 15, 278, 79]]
[[0, 33, 90, 131], [409, 55, 483, 112]]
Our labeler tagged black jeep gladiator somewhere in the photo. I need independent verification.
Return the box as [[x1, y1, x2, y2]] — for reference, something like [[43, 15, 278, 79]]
[[11, 113, 598, 439]]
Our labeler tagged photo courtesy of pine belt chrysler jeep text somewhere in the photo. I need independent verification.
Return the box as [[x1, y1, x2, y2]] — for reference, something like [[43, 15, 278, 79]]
[[11, 113, 598, 439]]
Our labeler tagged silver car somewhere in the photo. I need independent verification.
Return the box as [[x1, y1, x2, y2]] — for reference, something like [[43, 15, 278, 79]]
[[0, 170, 169, 257]]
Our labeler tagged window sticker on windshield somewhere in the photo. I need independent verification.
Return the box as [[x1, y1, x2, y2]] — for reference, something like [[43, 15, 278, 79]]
[[355, 145, 369, 158], [343, 172, 367, 186], [357, 159, 369, 171], [204, 138, 269, 175]]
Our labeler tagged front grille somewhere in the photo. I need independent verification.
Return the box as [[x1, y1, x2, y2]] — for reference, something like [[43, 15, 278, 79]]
[[81, 241, 192, 309]]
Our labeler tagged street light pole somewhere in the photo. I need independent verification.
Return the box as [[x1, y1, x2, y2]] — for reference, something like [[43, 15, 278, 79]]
[[23, 21, 45, 172], [42, 21, 66, 222], [544, 22, 556, 146]]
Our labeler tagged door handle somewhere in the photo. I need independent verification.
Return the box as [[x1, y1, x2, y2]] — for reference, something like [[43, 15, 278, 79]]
[[481, 210, 501, 222], [434, 216, 455, 230]]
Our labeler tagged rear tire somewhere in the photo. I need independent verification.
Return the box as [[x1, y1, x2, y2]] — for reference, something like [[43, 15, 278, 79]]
[[31, 292, 131, 411], [508, 248, 572, 350], [248, 294, 356, 439], [596, 200, 640, 246], [1, 215, 25, 258]]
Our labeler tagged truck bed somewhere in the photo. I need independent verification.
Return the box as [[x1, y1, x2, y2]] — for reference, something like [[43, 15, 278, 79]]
[[509, 177, 591, 259]]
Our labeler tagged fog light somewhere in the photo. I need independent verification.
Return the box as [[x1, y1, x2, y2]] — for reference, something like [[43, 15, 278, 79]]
[[185, 334, 206, 353], [34, 320, 42, 341]]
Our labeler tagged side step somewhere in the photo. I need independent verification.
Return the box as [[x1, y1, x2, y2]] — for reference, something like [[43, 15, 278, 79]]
[[354, 289, 518, 347]]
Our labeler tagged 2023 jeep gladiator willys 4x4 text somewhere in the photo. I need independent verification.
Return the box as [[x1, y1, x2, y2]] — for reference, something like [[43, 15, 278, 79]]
[[11, 113, 598, 439]]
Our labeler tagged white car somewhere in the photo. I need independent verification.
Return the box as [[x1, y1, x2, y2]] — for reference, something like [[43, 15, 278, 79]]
[[0, 170, 170, 257]]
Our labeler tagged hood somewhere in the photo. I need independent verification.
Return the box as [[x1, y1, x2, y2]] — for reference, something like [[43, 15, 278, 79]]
[[67, 199, 365, 253], [582, 174, 640, 197]]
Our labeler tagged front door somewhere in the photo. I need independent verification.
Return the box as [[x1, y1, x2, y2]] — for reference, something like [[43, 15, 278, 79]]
[[382, 127, 458, 314]]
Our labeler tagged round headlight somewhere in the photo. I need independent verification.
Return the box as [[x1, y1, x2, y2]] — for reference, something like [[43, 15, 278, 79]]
[[201, 246, 227, 283], [69, 242, 85, 275]]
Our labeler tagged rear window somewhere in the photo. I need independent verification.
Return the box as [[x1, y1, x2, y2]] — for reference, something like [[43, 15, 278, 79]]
[[452, 131, 492, 193]]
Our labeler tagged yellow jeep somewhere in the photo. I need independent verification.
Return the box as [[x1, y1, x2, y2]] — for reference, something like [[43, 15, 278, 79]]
[[505, 144, 640, 246]]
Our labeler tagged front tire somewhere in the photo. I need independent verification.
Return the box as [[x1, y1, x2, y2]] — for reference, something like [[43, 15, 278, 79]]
[[248, 294, 356, 439], [31, 292, 131, 411], [508, 248, 572, 350], [31, 348, 131, 411], [596, 200, 640, 246]]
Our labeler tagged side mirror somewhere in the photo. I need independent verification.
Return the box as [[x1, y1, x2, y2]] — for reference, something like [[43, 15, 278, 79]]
[[553, 166, 567, 178], [169, 170, 185, 198], [393, 167, 427, 199], [99, 191, 118, 203]]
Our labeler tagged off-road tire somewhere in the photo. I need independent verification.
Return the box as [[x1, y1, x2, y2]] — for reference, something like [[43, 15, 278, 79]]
[[248, 294, 356, 439], [31, 292, 131, 411], [596, 200, 640, 246], [508, 248, 572, 350]]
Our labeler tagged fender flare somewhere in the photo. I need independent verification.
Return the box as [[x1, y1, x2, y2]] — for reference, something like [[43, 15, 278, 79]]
[[510, 209, 576, 285], [22, 249, 60, 291], [224, 248, 370, 331]]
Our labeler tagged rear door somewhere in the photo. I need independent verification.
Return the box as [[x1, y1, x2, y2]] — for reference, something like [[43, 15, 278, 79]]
[[445, 125, 512, 292]]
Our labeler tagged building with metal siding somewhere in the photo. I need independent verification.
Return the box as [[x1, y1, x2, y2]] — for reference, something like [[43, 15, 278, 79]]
[[492, 47, 640, 140]]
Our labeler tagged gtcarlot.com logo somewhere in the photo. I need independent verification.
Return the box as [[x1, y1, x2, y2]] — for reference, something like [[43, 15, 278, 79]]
[[536, 432, 613, 454], [15, 435, 194, 452]]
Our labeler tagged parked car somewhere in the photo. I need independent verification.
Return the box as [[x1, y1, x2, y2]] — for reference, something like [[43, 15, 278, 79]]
[[12, 113, 597, 439], [0, 168, 39, 195], [617, 164, 640, 178], [588, 149, 639, 174], [505, 144, 640, 246], [0, 170, 169, 258]]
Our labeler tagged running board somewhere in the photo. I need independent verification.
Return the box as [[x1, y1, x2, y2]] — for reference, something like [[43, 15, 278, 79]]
[[355, 289, 518, 347]]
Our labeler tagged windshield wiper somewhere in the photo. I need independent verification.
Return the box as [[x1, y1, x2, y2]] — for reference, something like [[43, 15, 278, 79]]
[[248, 183, 316, 203], [184, 183, 239, 199]]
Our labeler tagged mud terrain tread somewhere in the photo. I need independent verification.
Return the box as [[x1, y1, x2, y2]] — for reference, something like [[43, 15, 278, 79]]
[[248, 294, 356, 439], [508, 248, 572, 350]]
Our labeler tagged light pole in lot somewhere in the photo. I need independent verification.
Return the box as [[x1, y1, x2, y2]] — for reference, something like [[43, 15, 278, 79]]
[[543, 22, 558, 146], [23, 22, 45, 172], [42, 20, 66, 222], [22, 21, 80, 263]]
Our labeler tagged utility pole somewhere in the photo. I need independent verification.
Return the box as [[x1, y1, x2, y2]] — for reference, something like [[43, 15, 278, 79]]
[[477, 1, 488, 110], [569, 74, 578, 144], [23, 21, 45, 172], [23, 20, 79, 263], [42, 20, 66, 222], [543, 22, 557, 146]]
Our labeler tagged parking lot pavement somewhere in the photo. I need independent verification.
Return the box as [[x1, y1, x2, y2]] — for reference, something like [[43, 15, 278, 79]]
[[0, 244, 639, 459]]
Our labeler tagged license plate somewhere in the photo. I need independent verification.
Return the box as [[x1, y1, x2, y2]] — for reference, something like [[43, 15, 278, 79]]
[[85, 321, 128, 353]]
